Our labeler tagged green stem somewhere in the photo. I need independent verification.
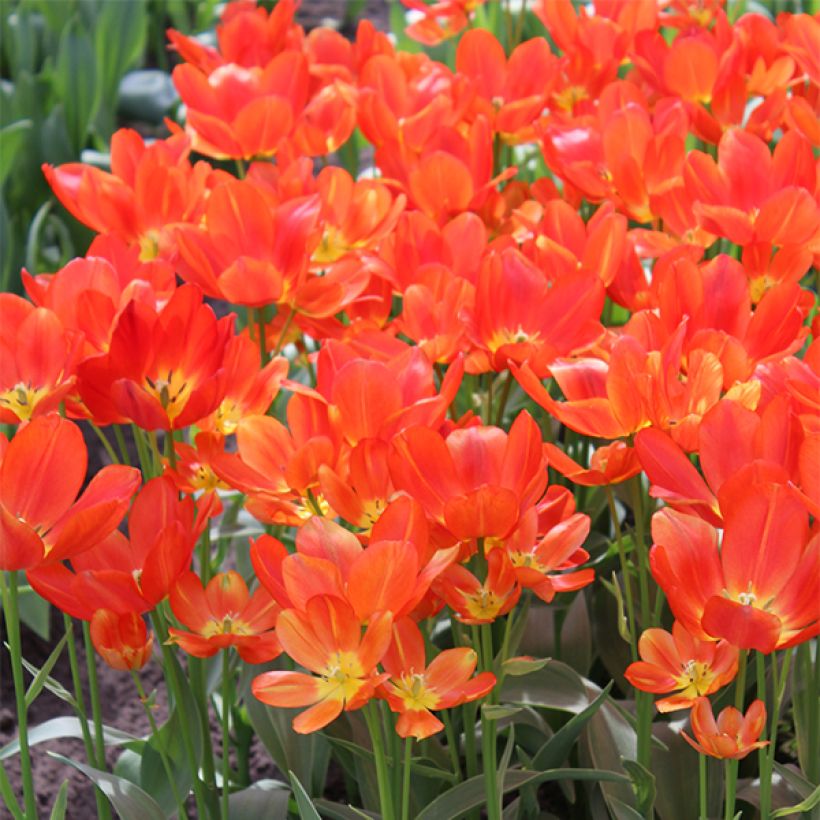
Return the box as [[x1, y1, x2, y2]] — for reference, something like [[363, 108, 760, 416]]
[[605, 486, 637, 661], [221, 650, 231, 820], [756, 652, 771, 818], [463, 700, 479, 780], [89, 422, 120, 464], [480, 624, 500, 820], [494, 371, 513, 426], [442, 711, 462, 780], [131, 671, 187, 818], [256, 308, 269, 365], [484, 374, 494, 425], [199, 528, 212, 586], [363, 703, 395, 820], [189, 658, 217, 794], [132, 424, 154, 477], [400, 737, 412, 820], [273, 309, 295, 356], [724, 759, 738, 820], [82, 622, 112, 796], [698, 753, 707, 820], [628, 477, 651, 629], [112, 425, 131, 465], [724, 650, 747, 820], [1, 572, 37, 819], [761, 649, 793, 819], [636, 690, 653, 772]]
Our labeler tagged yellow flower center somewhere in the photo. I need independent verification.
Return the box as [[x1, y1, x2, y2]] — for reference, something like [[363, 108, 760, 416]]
[[0, 383, 50, 422], [393, 672, 440, 711], [144, 370, 192, 422]]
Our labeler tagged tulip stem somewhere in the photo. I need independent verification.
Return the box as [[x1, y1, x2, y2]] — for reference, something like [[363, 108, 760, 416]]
[[628, 477, 651, 629], [480, 624, 501, 820], [131, 671, 187, 818], [723, 759, 738, 820], [1, 572, 37, 819], [62, 614, 109, 819], [113, 424, 131, 465], [83, 622, 109, 772], [89, 422, 120, 465], [698, 753, 707, 820], [442, 711, 461, 779], [494, 370, 513, 426], [273, 309, 295, 356], [400, 737, 412, 820], [363, 702, 395, 820], [605, 486, 637, 661], [221, 649, 231, 820], [0, 755, 23, 820], [256, 308, 269, 365], [756, 652, 771, 817], [760, 649, 793, 819]]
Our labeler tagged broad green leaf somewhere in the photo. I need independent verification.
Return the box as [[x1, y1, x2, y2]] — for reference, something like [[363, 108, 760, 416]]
[[49, 780, 69, 820], [0, 120, 32, 187], [313, 800, 378, 820], [772, 762, 817, 800], [531, 681, 613, 771], [502, 657, 550, 677], [48, 752, 166, 820], [622, 759, 656, 818], [18, 582, 50, 640], [483, 704, 523, 720], [0, 717, 138, 760], [25, 630, 68, 708], [228, 780, 290, 818], [55, 18, 97, 153], [771, 784, 820, 817], [416, 768, 629, 820], [11, 647, 77, 711], [93, 0, 147, 139], [607, 796, 645, 820], [290, 770, 321, 820]]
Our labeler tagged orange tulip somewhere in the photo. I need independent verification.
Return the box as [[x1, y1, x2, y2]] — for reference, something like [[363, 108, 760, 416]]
[[650, 486, 819, 654], [44, 130, 222, 261], [251, 595, 392, 733], [168, 571, 282, 664], [545, 441, 641, 487], [0, 415, 139, 571], [624, 622, 738, 712], [77, 285, 233, 430], [380, 618, 495, 738], [90, 610, 154, 672], [681, 698, 769, 760], [0, 295, 80, 424]]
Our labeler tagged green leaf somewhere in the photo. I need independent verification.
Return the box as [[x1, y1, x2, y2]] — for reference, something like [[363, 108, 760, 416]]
[[0, 717, 138, 761], [496, 725, 516, 796], [502, 657, 550, 677], [531, 681, 613, 771], [771, 784, 820, 817], [93, 0, 147, 138], [54, 18, 98, 153], [18, 582, 50, 640], [483, 705, 523, 720], [228, 780, 290, 818], [25, 630, 68, 708], [607, 796, 645, 820], [0, 120, 33, 187], [9, 646, 77, 711], [49, 780, 69, 820], [415, 768, 629, 820], [314, 800, 378, 820], [622, 759, 656, 818], [139, 705, 195, 815], [290, 770, 322, 820], [48, 752, 166, 820], [772, 762, 817, 800]]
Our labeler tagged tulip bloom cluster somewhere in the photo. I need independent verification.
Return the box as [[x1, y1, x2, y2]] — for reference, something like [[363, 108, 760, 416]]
[[1, 1, 818, 819]]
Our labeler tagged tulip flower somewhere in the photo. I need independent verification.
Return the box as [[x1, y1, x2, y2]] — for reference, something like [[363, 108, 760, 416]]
[[624, 622, 738, 712], [380, 618, 496, 739], [90, 610, 154, 672], [167, 571, 282, 664], [681, 698, 769, 760], [252, 596, 392, 733], [0, 415, 139, 571]]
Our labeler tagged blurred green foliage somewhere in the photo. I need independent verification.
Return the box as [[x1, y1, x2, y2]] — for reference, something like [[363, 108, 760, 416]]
[[0, 0, 219, 291]]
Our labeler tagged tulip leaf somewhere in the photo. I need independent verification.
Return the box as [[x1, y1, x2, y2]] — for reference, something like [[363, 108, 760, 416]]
[[622, 759, 656, 818], [502, 656, 550, 677], [49, 780, 69, 820], [54, 18, 98, 153], [48, 752, 166, 820], [227, 780, 291, 818], [314, 800, 378, 819], [770, 784, 820, 817], [416, 768, 629, 820], [772, 762, 817, 800], [531, 681, 613, 771], [483, 704, 523, 720], [289, 770, 321, 820], [17, 582, 50, 640], [24, 631, 68, 709], [607, 796, 645, 819], [0, 120, 32, 188], [3, 648, 77, 712], [0, 717, 138, 760]]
